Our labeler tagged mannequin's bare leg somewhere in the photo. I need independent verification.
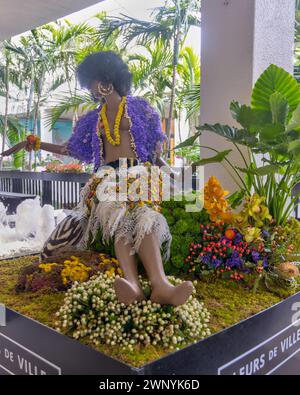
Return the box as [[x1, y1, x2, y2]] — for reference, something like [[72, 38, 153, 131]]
[[114, 238, 145, 305], [138, 233, 193, 306]]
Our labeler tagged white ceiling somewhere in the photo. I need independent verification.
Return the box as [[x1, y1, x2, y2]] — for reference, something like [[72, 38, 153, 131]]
[[0, 0, 102, 40]]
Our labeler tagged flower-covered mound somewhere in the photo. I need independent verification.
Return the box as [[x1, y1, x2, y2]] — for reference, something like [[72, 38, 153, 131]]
[[15, 251, 121, 293], [55, 273, 211, 351], [1, 256, 296, 366], [184, 222, 270, 281]]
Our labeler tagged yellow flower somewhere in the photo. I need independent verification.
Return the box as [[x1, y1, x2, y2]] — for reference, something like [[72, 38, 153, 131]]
[[39, 263, 58, 273], [105, 267, 116, 278], [234, 193, 272, 242], [244, 194, 272, 224], [60, 256, 91, 285], [99, 97, 126, 146], [244, 227, 262, 243]]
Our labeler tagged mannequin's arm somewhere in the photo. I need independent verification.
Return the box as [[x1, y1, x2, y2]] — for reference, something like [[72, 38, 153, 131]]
[[1, 141, 26, 157], [1, 140, 69, 157], [39, 142, 69, 156]]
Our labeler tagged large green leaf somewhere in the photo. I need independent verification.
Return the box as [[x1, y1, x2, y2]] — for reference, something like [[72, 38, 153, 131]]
[[286, 102, 300, 132], [237, 164, 281, 176], [174, 131, 201, 149], [192, 150, 232, 166], [251, 64, 300, 116], [269, 92, 289, 125], [230, 101, 271, 130], [288, 140, 300, 156], [198, 123, 258, 147], [259, 123, 285, 142], [228, 189, 246, 209]]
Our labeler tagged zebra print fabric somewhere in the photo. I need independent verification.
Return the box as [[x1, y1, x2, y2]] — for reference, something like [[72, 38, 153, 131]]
[[41, 215, 86, 259]]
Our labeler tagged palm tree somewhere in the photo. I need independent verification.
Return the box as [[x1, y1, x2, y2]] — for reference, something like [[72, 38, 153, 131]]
[[5, 32, 50, 169], [44, 15, 123, 129], [96, 0, 201, 143], [176, 46, 200, 141], [0, 45, 10, 169], [128, 39, 173, 114], [4, 21, 93, 169], [0, 41, 25, 169], [43, 20, 95, 125]]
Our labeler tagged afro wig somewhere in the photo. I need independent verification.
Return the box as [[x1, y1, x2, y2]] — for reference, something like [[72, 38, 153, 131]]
[[76, 51, 132, 97]]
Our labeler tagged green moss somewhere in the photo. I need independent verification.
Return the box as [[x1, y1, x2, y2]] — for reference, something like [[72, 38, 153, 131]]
[[0, 256, 295, 367], [160, 199, 209, 274], [195, 279, 282, 334], [0, 256, 64, 328]]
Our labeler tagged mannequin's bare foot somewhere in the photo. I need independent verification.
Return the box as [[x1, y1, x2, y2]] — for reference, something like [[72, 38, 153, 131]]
[[151, 281, 193, 306], [114, 278, 145, 305]]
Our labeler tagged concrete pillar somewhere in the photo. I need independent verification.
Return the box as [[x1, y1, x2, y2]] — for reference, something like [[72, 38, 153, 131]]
[[200, 0, 295, 192], [40, 108, 53, 159]]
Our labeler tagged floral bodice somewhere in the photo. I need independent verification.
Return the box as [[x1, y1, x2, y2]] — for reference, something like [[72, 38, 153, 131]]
[[67, 96, 166, 171]]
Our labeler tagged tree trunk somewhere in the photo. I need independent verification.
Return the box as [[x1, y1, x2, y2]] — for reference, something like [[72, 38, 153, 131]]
[[73, 77, 79, 126], [31, 75, 43, 171], [178, 109, 182, 143], [24, 78, 34, 170], [0, 57, 10, 170], [166, 27, 181, 150]]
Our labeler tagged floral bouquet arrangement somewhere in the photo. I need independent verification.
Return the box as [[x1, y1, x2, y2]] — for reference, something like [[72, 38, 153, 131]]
[[15, 252, 121, 293], [182, 176, 300, 294], [184, 223, 269, 282], [55, 273, 211, 351], [45, 162, 83, 173]]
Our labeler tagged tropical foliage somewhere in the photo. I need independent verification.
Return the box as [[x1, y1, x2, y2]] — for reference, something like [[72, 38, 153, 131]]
[[0, 4, 200, 167], [97, 0, 201, 142], [177, 64, 300, 225]]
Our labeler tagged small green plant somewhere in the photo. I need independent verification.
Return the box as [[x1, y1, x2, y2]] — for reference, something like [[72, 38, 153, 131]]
[[160, 199, 209, 274]]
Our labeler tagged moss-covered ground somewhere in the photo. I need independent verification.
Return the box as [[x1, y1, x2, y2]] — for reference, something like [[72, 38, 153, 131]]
[[0, 256, 292, 367]]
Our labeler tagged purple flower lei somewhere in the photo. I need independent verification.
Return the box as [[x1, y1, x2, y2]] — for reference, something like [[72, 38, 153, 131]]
[[67, 96, 166, 172]]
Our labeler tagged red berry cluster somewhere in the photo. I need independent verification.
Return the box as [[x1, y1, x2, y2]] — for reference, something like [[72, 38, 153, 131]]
[[184, 223, 265, 282]]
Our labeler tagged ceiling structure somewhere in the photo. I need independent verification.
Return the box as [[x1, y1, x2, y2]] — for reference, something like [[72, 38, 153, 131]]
[[0, 0, 102, 40]]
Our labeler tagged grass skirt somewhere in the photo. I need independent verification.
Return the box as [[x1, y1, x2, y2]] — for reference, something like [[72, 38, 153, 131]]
[[42, 165, 172, 261]]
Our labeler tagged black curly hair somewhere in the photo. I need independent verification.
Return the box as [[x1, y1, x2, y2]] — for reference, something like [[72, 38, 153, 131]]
[[76, 51, 132, 97]]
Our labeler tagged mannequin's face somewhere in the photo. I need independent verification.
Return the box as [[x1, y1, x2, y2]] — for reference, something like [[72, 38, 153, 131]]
[[90, 80, 114, 102]]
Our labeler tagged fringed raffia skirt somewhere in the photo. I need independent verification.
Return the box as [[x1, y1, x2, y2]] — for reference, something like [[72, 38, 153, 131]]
[[42, 160, 172, 262]]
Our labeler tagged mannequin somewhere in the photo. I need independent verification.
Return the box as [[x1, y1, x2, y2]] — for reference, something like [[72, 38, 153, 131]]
[[1, 51, 193, 307]]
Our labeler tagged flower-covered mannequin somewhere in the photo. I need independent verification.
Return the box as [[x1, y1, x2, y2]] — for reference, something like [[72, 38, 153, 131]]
[[1, 51, 193, 307]]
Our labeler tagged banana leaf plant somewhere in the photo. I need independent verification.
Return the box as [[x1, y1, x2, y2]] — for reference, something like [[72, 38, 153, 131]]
[[0, 115, 25, 168], [176, 64, 300, 225]]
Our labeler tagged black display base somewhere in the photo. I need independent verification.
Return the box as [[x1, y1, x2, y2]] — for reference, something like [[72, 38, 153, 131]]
[[1, 291, 300, 375]]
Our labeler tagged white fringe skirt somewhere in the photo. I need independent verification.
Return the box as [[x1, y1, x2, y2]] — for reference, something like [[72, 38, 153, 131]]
[[42, 164, 172, 261]]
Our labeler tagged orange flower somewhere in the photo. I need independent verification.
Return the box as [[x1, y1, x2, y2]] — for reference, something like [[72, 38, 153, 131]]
[[225, 228, 236, 240], [204, 176, 232, 223]]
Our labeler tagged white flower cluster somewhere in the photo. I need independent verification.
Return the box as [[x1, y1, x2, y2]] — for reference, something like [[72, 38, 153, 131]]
[[55, 274, 211, 351]]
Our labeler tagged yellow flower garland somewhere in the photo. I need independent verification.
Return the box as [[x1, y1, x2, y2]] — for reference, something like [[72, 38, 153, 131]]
[[98, 96, 126, 146]]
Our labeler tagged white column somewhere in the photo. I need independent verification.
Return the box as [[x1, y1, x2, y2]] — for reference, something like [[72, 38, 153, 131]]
[[40, 108, 53, 159], [200, 0, 295, 192]]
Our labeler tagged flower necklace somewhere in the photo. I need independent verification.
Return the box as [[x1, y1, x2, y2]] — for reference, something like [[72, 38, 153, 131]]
[[97, 96, 126, 146]]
